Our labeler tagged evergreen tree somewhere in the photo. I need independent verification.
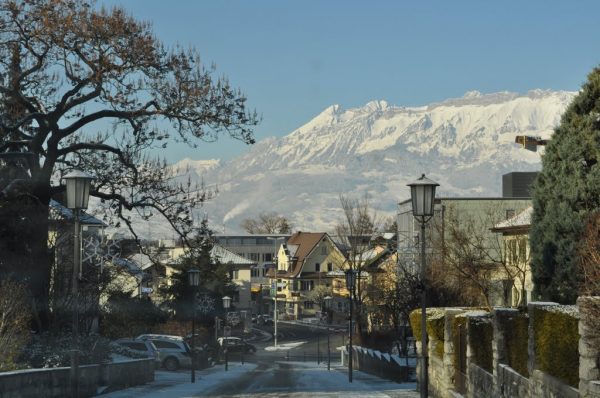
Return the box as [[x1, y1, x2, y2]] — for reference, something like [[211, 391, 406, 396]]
[[530, 67, 600, 303], [161, 220, 237, 322]]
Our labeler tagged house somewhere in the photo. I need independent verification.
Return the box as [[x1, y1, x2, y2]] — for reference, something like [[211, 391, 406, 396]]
[[157, 241, 257, 311], [214, 234, 290, 315], [268, 232, 346, 319], [490, 206, 533, 307], [397, 197, 531, 306]]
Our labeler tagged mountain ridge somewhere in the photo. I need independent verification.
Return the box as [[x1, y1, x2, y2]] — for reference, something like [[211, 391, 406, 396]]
[[114, 89, 577, 238]]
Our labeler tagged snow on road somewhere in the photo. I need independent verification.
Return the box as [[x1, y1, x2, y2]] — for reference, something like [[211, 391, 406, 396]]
[[96, 361, 418, 398]]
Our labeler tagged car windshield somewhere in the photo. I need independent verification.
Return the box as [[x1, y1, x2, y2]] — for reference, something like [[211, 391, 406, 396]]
[[5, 1, 585, 397]]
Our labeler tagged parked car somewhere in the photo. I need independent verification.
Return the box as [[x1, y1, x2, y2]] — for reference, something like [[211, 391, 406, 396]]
[[113, 338, 161, 366], [136, 334, 192, 371], [217, 337, 257, 354], [259, 314, 273, 325]]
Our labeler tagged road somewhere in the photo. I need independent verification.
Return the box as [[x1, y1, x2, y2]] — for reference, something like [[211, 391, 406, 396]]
[[98, 322, 418, 397]]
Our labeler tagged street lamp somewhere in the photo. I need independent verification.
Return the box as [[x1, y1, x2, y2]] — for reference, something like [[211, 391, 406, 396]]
[[63, 170, 94, 398], [187, 267, 200, 383], [344, 268, 357, 383], [222, 295, 231, 371], [407, 173, 439, 398], [266, 236, 285, 348], [324, 295, 332, 371]]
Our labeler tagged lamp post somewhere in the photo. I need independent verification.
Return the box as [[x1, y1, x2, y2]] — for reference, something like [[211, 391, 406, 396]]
[[344, 269, 357, 383], [407, 174, 439, 398], [266, 236, 285, 348], [64, 170, 94, 398], [222, 295, 231, 371], [324, 295, 332, 371], [187, 267, 200, 383]]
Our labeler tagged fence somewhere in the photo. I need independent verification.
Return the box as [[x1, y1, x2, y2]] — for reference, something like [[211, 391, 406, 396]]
[[341, 345, 415, 383], [0, 358, 154, 398]]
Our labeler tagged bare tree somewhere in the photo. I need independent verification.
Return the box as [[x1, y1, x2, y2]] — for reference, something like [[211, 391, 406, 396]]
[[430, 204, 530, 309], [0, 0, 258, 329], [334, 194, 381, 339], [241, 212, 292, 234]]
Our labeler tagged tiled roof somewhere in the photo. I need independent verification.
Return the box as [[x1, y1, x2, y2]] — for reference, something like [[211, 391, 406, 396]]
[[285, 232, 327, 277]]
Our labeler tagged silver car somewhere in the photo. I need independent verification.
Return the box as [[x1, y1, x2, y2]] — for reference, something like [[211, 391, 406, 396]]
[[114, 338, 161, 367], [136, 334, 192, 371]]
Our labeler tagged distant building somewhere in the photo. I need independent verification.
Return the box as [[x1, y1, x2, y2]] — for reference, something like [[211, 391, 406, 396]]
[[214, 234, 290, 315], [502, 172, 538, 198]]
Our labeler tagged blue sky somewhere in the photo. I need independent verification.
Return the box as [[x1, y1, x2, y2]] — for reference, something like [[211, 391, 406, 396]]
[[99, 0, 600, 162]]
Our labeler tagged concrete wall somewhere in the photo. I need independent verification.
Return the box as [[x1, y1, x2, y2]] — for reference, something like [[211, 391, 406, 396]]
[[0, 358, 154, 398]]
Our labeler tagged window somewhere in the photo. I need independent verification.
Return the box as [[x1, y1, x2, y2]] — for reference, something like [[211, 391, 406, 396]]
[[315, 263, 320, 272], [321, 245, 328, 255], [264, 253, 273, 262], [327, 262, 333, 272], [300, 280, 314, 291], [249, 253, 259, 261], [303, 301, 314, 309], [230, 270, 239, 280], [251, 268, 260, 278], [152, 341, 180, 349], [121, 342, 147, 351]]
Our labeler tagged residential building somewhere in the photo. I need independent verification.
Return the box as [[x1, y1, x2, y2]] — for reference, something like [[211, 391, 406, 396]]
[[397, 197, 531, 306], [491, 206, 533, 307], [214, 234, 290, 315], [268, 232, 346, 319]]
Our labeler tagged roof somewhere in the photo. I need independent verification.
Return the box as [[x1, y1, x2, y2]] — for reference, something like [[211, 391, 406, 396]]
[[491, 206, 532, 232], [287, 232, 328, 277], [210, 245, 256, 266], [50, 199, 106, 226], [398, 197, 531, 205]]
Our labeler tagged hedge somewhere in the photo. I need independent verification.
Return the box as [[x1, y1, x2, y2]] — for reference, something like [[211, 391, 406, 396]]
[[409, 308, 445, 358], [532, 306, 579, 387]]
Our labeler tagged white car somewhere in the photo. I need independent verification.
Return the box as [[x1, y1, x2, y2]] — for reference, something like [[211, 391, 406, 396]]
[[136, 334, 192, 371]]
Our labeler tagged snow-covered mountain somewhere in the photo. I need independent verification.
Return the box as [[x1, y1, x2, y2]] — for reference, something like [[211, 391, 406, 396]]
[[143, 89, 576, 237]]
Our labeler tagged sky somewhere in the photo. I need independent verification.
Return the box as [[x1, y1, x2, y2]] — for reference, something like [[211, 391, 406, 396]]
[[98, 0, 600, 163]]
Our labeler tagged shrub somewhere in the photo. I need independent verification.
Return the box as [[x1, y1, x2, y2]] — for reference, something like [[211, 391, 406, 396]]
[[532, 306, 579, 387], [22, 333, 112, 368]]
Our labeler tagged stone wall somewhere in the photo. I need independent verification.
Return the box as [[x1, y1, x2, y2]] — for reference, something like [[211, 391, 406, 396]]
[[411, 298, 600, 398], [578, 297, 600, 398], [0, 358, 154, 398]]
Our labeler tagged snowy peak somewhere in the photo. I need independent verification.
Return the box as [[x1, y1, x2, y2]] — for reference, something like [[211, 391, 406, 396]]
[[256, 90, 575, 169]]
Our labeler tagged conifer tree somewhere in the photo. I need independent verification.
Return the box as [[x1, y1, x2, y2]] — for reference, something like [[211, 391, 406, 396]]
[[530, 67, 600, 303], [161, 220, 236, 321]]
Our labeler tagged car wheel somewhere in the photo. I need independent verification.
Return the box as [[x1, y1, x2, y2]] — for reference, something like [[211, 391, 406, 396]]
[[164, 357, 179, 371]]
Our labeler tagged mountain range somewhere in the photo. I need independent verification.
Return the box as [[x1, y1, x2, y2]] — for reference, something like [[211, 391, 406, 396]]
[[121, 89, 576, 238]]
